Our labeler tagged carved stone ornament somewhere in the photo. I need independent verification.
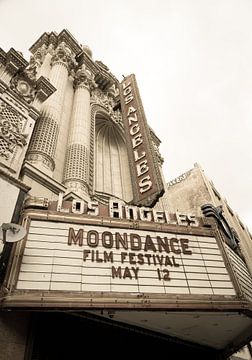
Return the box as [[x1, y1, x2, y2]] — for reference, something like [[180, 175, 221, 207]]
[[74, 66, 96, 91], [25, 46, 48, 82], [10, 75, 36, 104], [33, 44, 47, 65], [91, 88, 123, 126], [0, 102, 28, 160], [51, 42, 75, 70]]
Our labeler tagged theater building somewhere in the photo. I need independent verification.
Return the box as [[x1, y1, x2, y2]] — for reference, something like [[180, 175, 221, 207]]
[[0, 29, 251, 359]]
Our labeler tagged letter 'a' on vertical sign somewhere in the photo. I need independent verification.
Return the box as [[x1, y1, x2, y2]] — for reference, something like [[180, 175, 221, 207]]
[[119, 74, 164, 207]]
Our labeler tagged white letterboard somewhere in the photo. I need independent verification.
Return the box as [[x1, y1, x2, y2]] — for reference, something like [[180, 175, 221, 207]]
[[16, 220, 236, 296]]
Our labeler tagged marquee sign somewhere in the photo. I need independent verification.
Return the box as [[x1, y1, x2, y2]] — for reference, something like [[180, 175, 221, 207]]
[[119, 74, 164, 207], [14, 217, 235, 296]]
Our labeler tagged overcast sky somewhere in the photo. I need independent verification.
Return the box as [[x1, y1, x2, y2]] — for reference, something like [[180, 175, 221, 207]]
[[0, 0, 251, 232]]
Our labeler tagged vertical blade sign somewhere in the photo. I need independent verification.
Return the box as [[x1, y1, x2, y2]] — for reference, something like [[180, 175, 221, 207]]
[[119, 74, 164, 207]]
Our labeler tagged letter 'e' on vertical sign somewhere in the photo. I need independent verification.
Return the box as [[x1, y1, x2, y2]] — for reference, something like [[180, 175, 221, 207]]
[[119, 74, 164, 207]]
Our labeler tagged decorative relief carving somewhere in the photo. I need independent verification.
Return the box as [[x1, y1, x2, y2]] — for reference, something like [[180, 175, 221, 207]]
[[51, 42, 75, 71], [25, 45, 48, 82], [10, 75, 36, 104], [33, 44, 47, 65], [0, 101, 27, 159], [74, 65, 96, 91], [91, 88, 123, 126]]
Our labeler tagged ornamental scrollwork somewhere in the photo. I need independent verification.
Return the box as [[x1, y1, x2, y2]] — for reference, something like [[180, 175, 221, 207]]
[[0, 103, 28, 160], [91, 88, 123, 127], [74, 65, 96, 91], [25, 45, 47, 81], [51, 42, 76, 70], [10, 75, 36, 104]]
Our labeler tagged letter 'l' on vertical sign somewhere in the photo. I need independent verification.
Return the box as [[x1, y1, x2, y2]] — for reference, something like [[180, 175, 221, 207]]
[[119, 74, 164, 207]]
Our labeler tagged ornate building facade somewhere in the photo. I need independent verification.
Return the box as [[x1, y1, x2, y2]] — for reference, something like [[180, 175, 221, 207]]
[[0, 30, 251, 360]]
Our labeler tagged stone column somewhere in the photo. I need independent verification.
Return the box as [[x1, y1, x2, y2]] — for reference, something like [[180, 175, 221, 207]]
[[27, 42, 74, 175], [63, 65, 96, 200]]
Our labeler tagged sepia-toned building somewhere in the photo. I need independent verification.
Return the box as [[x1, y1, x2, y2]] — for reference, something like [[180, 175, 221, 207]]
[[0, 29, 251, 359]]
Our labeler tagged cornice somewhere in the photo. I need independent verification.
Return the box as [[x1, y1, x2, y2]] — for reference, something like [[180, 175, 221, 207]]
[[0, 48, 28, 77], [0, 48, 6, 65], [76, 51, 119, 90], [48, 32, 58, 48], [28, 30, 119, 91], [35, 75, 56, 102], [57, 29, 82, 56], [6, 48, 28, 76], [21, 161, 67, 194], [29, 30, 82, 58], [29, 32, 50, 54]]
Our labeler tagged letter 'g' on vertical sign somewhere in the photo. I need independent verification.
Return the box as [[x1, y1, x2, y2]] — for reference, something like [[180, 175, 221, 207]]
[[119, 74, 164, 207]]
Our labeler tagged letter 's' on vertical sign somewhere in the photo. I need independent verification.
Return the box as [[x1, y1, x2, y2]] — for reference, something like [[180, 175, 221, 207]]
[[119, 74, 164, 207]]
